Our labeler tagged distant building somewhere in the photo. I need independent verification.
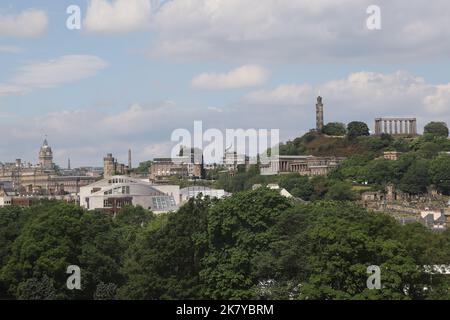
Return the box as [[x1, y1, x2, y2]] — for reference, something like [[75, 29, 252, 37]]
[[103, 153, 130, 177], [260, 155, 345, 176], [0, 139, 98, 195], [374, 118, 417, 136], [222, 151, 249, 172], [149, 148, 204, 183], [39, 139, 54, 170], [383, 151, 402, 161], [80, 176, 179, 215], [180, 186, 229, 203], [149, 158, 189, 183]]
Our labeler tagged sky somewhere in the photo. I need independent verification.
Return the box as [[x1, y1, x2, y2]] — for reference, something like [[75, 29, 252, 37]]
[[1, 0, 450, 167]]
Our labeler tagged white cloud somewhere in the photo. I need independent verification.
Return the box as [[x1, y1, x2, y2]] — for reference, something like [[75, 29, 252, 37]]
[[85, 0, 152, 33], [2, 71, 450, 167], [0, 45, 22, 54], [0, 85, 25, 97], [12, 55, 108, 88], [424, 84, 450, 115], [0, 9, 48, 38], [244, 84, 313, 106], [243, 71, 450, 133], [0, 55, 107, 96], [192, 65, 269, 90], [152, 0, 450, 63]]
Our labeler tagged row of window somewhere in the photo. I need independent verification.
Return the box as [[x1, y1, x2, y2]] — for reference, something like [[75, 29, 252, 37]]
[[108, 178, 131, 184], [103, 198, 132, 208], [104, 186, 130, 195]]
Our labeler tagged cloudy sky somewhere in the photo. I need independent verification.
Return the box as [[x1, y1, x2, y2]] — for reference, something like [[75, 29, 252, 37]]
[[1, 0, 450, 167]]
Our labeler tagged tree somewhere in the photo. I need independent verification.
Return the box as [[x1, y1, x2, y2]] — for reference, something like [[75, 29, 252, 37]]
[[135, 161, 152, 173], [94, 282, 117, 300], [0, 206, 30, 298], [424, 122, 449, 138], [200, 188, 292, 299], [118, 197, 211, 300], [279, 174, 314, 200], [417, 142, 441, 159], [16, 275, 57, 300], [399, 160, 430, 195], [364, 159, 395, 185], [325, 181, 358, 201], [347, 121, 370, 139], [296, 202, 429, 300], [430, 155, 450, 195], [0, 202, 126, 299], [323, 122, 346, 136]]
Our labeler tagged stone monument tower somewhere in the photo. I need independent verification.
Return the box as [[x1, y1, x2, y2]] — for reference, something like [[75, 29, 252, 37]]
[[316, 96, 324, 132]]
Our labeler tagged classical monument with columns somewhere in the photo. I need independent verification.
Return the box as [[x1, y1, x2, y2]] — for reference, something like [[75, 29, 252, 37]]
[[374, 118, 418, 136]]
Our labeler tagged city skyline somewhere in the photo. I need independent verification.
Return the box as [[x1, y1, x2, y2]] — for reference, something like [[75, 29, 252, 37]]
[[1, 1, 450, 167]]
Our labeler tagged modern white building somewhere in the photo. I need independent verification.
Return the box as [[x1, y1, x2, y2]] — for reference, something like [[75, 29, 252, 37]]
[[80, 176, 179, 214]]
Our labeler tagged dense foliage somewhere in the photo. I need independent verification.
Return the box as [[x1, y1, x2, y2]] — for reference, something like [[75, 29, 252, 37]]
[[1, 189, 450, 300]]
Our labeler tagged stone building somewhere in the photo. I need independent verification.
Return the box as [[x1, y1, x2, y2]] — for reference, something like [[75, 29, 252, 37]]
[[374, 118, 417, 136], [0, 139, 98, 195], [260, 155, 345, 176], [383, 151, 402, 161], [103, 153, 130, 177], [39, 139, 54, 169]]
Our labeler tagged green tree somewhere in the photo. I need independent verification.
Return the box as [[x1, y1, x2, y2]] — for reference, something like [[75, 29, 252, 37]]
[[94, 282, 117, 300], [323, 122, 347, 136], [347, 121, 370, 139], [200, 188, 291, 299], [325, 181, 358, 201], [118, 197, 210, 299], [399, 160, 430, 195], [430, 155, 450, 195], [0, 206, 31, 298], [364, 159, 395, 186], [279, 174, 314, 200], [417, 142, 441, 159], [0, 202, 126, 299], [16, 275, 57, 300], [424, 122, 449, 138], [296, 202, 429, 300]]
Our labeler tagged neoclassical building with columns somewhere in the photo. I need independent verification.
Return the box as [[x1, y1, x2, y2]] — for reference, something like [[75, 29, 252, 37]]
[[374, 118, 418, 136]]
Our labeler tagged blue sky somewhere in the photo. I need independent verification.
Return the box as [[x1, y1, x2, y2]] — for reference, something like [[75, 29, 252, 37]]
[[1, 0, 450, 167]]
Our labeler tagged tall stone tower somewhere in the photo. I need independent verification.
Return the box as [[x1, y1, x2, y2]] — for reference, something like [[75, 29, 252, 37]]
[[103, 153, 115, 177], [128, 149, 132, 170], [39, 138, 54, 170], [316, 96, 324, 132]]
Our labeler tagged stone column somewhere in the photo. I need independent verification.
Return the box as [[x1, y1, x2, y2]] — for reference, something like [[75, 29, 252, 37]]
[[389, 121, 393, 135]]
